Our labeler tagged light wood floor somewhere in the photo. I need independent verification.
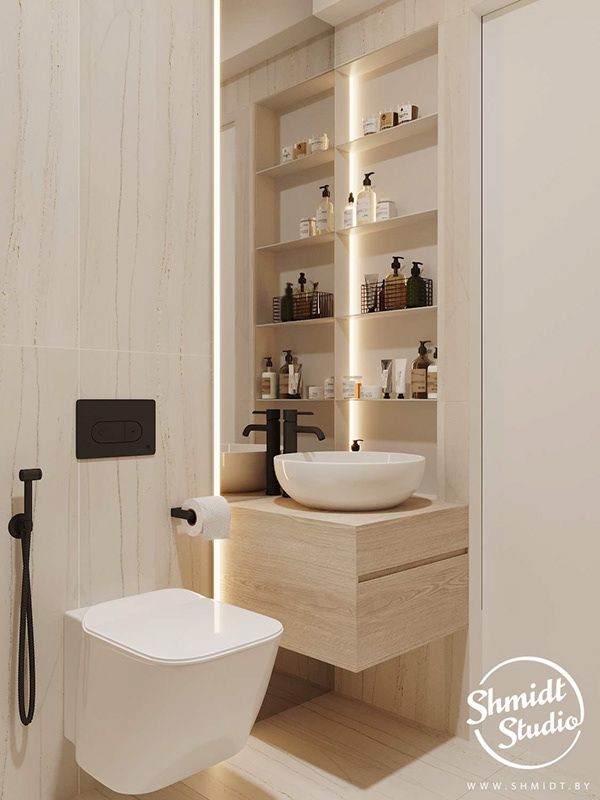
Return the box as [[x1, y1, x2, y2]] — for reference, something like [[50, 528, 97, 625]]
[[77, 693, 598, 800]]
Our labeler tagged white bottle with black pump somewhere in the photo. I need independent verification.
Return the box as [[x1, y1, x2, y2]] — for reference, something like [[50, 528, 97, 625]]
[[316, 184, 334, 234], [356, 172, 376, 225]]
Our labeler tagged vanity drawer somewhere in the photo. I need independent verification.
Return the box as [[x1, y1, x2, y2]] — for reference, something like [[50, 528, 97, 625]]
[[356, 554, 468, 671]]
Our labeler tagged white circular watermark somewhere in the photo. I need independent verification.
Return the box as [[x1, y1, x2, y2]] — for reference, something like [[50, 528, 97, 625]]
[[467, 656, 584, 770]]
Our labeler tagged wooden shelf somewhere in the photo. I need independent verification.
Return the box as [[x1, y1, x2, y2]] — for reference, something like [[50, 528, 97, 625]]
[[338, 305, 437, 322], [256, 317, 335, 329], [337, 114, 437, 156], [338, 398, 437, 403], [257, 232, 334, 254], [257, 148, 334, 179], [255, 398, 335, 404], [337, 209, 437, 238]]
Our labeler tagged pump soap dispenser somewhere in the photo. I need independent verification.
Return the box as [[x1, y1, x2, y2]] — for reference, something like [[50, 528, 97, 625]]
[[357, 172, 376, 225], [281, 282, 294, 322], [279, 350, 294, 398], [316, 185, 334, 234], [407, 261, 427, 308], [261, 357, 277, 400], [383, 256, 406, 310], [411, 340, 432, 399]]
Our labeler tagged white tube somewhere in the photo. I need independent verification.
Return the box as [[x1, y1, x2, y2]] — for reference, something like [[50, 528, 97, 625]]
[[394, 358, 407, 399]]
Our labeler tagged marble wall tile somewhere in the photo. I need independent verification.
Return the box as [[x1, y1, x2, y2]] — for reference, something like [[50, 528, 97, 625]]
[[0, 345, 79, 800], [80, 0, 212, 356], [78, 349, 213, 607], [0, 1, 79, 348]]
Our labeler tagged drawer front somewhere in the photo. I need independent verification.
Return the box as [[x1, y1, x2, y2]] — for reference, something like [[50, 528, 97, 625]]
[[356, 554, 468, 671]]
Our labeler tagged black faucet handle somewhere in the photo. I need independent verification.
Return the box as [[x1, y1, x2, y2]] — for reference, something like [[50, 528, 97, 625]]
[[283, 409, 313, 421], [297, 411, 313, 416]]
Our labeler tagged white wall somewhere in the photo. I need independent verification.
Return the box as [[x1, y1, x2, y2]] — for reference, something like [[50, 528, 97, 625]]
[[482, 0, 600, 781]]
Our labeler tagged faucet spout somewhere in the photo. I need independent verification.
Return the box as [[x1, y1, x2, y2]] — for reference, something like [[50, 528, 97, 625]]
[[242, 423, 266, 437], [296, 425, 326, 441]]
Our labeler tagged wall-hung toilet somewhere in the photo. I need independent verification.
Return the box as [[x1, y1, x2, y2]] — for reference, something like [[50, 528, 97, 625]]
[[64, 588, 282, 795]]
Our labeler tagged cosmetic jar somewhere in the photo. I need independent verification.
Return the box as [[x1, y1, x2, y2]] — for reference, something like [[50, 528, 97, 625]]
[[299, 217, 316, 238], [309, 133, 329, 153], [342, 376, 362, 399]]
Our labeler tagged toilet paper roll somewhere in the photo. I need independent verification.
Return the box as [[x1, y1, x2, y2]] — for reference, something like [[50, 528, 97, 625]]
[[180, 496, 231, 540]]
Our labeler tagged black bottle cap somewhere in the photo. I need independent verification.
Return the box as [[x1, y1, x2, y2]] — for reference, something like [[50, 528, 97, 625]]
[[351, 439, 364, 452], [265, 356, 273, 367], [282, 349, 293, 363], [363, 172, 375, 186], [298, 272, 307, 291], [320, 184, 330, 197], [391, 255, 404, 275], [285, 282, 294, 295], [348, 192, 354, 203], [418, 339, 431, 355], [411, 261, 423, 276]]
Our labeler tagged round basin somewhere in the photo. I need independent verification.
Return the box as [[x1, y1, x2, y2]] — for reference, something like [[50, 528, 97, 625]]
[[274, 451, 426, 511], [220, 444, 266, 493]]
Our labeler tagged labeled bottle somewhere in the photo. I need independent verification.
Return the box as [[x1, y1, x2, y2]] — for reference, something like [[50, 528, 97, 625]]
[[343, 192, 356, 229], [279, 350, 294, 398], [281, 282, 294, 322], [406, 261, 427, 308], [261, 357, 277, 400], [383, 256, 406, 310], [356, 172, 376, 225], [316, 184, 334, 234], [427, 346, 438, 399], [411, 340, 431, 399]]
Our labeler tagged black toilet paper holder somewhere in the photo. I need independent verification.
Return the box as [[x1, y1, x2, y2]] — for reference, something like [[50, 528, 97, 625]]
[[170, 506, 197, 526]]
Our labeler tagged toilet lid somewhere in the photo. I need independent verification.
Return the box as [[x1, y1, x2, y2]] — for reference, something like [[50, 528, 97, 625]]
[[82, 588, 283, 664]]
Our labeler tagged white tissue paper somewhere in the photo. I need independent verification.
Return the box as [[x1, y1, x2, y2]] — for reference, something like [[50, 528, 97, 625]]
[[179, 496, 231, 540]]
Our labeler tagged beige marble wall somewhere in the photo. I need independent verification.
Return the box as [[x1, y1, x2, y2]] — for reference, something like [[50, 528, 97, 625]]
[[0, 2, 213, 798]]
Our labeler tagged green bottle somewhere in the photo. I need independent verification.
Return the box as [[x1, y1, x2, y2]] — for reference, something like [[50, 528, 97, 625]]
[[281, 282, 294, 322], [406, 261, 427, 308]]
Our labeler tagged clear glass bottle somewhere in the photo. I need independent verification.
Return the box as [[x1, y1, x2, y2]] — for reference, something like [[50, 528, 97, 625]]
[[356, 172, 376, 225], [316, 184, 334, 234]]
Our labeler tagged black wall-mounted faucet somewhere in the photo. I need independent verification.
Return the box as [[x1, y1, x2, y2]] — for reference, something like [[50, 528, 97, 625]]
[[283, 410, 326, 454], [8, 467, 43, 726], [242, 409, 281, 495]]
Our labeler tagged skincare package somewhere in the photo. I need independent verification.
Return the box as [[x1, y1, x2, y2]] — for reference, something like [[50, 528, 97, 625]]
[[281, 133, 329, 164], [273, 272, 334, 323], [362, 103, 419, 136], [361, 256, 433, 314]]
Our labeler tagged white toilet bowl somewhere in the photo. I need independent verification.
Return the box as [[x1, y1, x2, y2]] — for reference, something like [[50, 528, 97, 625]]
[[64, 588, 282, 795]]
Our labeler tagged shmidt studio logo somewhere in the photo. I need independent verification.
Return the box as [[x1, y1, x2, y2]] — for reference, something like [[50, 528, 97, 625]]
[[467, 656, 584, 770]]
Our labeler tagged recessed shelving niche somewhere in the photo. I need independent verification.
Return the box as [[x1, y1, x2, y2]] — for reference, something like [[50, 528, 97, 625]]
[[251, 28, 439, 490]]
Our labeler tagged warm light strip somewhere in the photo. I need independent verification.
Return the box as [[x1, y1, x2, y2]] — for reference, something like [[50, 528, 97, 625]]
[[212, 0, 222, 599], [348, 75, 359, 444]]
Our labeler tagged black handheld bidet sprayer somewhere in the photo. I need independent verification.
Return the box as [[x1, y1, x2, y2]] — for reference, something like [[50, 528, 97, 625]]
[[8, 468, 42, 726]]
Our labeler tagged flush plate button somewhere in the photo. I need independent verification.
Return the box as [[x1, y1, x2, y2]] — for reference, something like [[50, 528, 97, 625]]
[[77, 400, 155, 459]]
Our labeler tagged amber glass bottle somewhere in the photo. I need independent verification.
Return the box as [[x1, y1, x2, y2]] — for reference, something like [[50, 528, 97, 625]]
[[411, 340, 432, 399]]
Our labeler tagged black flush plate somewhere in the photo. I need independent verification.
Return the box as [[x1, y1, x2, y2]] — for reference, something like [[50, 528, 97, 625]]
[[76, 399, 156, 459]]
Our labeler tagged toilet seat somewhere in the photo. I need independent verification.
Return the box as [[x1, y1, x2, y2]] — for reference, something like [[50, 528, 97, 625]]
[[82, 588, 283, 665]]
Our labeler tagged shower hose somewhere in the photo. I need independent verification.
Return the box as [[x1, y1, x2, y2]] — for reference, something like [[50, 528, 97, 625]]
[[17, 522, 35, 726]]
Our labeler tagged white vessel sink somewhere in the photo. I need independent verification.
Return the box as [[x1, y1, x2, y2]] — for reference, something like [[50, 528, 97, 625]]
[[220, 444, 266, 493], [274, 451, 426, 511]]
